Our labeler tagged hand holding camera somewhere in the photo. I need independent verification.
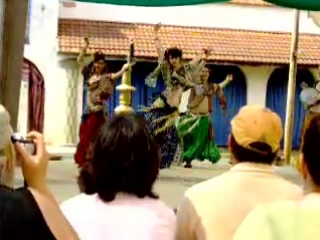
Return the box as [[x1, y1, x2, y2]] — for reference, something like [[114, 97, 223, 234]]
[[13, 132, 49, 190]]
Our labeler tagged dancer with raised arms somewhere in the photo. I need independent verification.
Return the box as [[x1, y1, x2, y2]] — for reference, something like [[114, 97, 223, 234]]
[[75, 38, 135, 169], [177, 67, 233, 168], [139, 23, 209, 169]]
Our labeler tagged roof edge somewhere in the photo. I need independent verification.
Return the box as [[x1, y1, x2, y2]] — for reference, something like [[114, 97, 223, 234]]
[[57, 51, 319, 67], [58, 18, 320, 37]]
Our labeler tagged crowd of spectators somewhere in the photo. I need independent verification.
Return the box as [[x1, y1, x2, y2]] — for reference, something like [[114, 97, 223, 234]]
[[1, 104, 319, 240]]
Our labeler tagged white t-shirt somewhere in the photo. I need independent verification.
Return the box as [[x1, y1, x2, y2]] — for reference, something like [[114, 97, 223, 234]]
[[60, 193, 176, 240]]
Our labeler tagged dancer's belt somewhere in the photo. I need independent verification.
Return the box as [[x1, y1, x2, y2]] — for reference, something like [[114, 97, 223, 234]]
[[187, 111, 210, 117]]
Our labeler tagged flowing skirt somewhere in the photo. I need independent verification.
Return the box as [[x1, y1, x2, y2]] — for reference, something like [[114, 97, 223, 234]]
[[74, 111, 106, 168], [177, 114, 221, 164], [138, 102, 180, 169]]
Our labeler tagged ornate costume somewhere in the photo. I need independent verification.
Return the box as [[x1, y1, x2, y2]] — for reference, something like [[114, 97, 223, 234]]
[[75, 72, 115, 168], [177, 77, 231, 166], [138, 55, 204, 169], [300, 80, 320, 145], [74, 46, 130, 169]]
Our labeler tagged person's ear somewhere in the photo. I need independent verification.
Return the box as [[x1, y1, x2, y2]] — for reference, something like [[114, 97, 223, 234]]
[[299, 153, 308, 179], [228, 135, 232, 152], [228, 135, 236, 164]]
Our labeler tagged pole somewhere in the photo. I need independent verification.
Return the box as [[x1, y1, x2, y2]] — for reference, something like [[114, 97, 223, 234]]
[[114, 42, 136, 115], [283, 9, 300, 165], [1, 0, 29, 130]]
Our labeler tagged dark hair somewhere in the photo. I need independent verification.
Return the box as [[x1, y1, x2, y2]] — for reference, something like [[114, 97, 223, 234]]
[[81, 51, 108, 80], [164, 47, 183, 62], [93, 51, 106, 62], [301, 115, 320, 186], [229, 135, 277, 164], [79, 114, 160, 202]]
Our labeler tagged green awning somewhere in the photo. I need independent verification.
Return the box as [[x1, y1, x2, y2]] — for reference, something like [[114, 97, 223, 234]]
[[75, 0, 320, 10]]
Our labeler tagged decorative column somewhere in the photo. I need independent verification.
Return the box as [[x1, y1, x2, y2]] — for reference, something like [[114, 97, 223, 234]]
[[64, 60, 80, 144]]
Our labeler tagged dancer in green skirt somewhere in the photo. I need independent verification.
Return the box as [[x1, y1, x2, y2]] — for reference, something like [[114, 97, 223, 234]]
[[177, 67, 233, 168]]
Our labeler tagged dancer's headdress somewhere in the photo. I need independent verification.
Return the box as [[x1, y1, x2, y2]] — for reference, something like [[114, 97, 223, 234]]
[[93, 51, 106, 62], [164, 47, 183, 61]]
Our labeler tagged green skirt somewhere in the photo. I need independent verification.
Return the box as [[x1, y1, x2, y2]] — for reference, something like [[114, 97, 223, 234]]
[[177, 114, 221, 164]]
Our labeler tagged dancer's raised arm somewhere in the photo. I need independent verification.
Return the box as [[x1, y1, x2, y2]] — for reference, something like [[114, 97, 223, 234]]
[[145, 24, 164, 88], [77, 37, 89, 69], [189, 49, 209, 66], [218, 74, 233, 89], [154, 23, 163, 62], [110, 61, 135, 81]]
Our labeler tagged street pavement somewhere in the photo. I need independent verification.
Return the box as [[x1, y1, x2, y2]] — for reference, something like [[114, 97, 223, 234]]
[[14, 147, 303, 209]]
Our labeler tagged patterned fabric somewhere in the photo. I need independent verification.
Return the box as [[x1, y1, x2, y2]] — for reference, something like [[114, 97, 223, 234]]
[[75, 111, 106, 168], [145, 60, 202, 103], [75, 72, 114, 168], [138, 99, 180, 169], [23, 59, 45, 133], [141, 59, 205, 169], [87, 73, 114, 112], [177, 114, 221, 164]]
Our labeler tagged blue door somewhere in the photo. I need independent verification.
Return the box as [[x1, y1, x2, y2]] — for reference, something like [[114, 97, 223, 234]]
[[211, 66, 247, 146], [266, 68, 315, 149]]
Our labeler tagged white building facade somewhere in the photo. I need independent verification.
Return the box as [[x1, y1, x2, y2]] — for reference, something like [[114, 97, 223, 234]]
[[24, 0, 320, 146]]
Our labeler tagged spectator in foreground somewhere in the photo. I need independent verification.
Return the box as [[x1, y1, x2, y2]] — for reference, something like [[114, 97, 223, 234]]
[[1, 127, 79, 240], [61, 114, 176, 240], [234, 115, 320, 240], [175, 105, 303, 240], [0, 105, 16, 187]]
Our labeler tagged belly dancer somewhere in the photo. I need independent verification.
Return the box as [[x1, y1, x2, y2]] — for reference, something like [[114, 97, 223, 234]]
[[177, 67, 233, 168], [139, 23, 209, 169], [75, 38, 134, 169], [300, 67, 320, 144]]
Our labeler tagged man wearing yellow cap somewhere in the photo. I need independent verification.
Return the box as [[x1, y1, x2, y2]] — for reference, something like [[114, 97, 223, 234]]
[[234, 114, 320, 240], [175, 105, 304, 240]]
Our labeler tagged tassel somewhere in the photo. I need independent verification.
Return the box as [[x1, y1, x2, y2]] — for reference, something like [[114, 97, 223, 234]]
[[153, 111, 180, 134]]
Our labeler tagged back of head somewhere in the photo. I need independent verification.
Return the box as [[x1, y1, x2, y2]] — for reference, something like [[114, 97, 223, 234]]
[[230, 105, 283, 164], [164, 47, 183, 60], [91, 113, 160, 202], [0, 105, 15, 187], [302, 115, 320, 186]]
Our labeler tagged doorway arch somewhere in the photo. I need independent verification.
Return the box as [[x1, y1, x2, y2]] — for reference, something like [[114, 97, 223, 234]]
[[265, 67, 315, 149], [210, 65, 247, 146], [21, 58, 45, 133]]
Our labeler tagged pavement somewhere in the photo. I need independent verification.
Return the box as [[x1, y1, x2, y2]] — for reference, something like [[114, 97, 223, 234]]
[[13, 146, 302, 209]]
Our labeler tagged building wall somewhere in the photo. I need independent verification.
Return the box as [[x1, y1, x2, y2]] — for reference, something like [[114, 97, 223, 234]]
[[22, 1, 319, 145], [59, 2, 320, 34], [23, 0, 62, 143], [51, 56, 317, 145]]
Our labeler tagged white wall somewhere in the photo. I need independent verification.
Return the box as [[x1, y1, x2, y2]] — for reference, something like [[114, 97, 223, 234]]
[[59, 2, 320, 34], [23, 1, 318, 145], [24, 0, 59, 75], [23, 0, 62, 144], [240, 65, 275, 106]]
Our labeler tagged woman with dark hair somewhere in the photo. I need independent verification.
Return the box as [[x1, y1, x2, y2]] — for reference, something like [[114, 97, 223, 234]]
[[75, 38, 135, 169], [139, 23, 209, 169], [61, 114, 176, 240]]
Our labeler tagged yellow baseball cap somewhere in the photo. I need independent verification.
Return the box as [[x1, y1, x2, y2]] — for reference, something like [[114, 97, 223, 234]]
[[231, 105, 283, 153]]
